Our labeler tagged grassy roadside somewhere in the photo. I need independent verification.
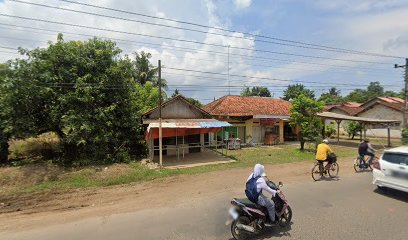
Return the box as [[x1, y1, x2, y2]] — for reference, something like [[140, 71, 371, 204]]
[[1, 145, 356, 196]]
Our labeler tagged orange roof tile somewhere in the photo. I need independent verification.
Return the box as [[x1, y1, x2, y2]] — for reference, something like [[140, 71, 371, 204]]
[[203, 95, 291, 117]]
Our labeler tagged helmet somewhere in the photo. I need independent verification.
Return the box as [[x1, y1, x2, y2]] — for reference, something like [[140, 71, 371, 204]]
[[322, 139, 329, 144]]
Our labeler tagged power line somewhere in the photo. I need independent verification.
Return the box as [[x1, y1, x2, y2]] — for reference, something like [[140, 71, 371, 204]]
[[11, 0, 401, 61], [0, 22, 398, 73], [55, 0, 403, 59], [0, 14, 395, 65], [163, 66, 400, 87]]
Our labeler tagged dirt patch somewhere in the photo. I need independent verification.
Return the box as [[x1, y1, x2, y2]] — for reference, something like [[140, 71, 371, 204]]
[[0, 155, 362, 231]]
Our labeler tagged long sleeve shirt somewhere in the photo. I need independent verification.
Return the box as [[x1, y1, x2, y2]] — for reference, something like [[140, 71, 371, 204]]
[[247, 163, 277, 197]]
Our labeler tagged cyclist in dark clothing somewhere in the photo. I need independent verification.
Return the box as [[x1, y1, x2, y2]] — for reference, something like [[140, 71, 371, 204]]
[[358, 139, 376, 164]]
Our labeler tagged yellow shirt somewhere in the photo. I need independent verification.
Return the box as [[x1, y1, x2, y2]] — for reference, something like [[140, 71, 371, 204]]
[[316, 143, 332, 160]]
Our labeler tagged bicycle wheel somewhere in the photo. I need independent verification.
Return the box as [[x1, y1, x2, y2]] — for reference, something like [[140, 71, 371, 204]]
[[328, 162, 339, 178], [353, 157, 361, 172], [311, 164, 323, 181]]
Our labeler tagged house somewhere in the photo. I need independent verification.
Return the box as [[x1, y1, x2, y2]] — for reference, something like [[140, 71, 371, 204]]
[[356, 97, 404, 133], [142, 95, 231, 162], [325, 97, 404, 137], [203, 95, 297, 145]]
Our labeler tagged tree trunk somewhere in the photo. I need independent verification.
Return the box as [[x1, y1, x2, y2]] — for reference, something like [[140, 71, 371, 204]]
[[351, 133, 355, 140], [62, 142, 78, 166], [0, 130, 9, 164], [300, 140, 305, 151]]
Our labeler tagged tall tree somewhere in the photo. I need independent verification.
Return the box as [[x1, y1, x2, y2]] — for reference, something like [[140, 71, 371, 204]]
[[366, 81, 384, 99], [289, 94, 324, 150], [241, 86, 271, 97], [0, 63, 12, 163], [2, 35, 159, 164], [282, 84, 315, 101], [171, 89, 202, 107], [319, 87, 343, 104], [132, 51, 167, 90]]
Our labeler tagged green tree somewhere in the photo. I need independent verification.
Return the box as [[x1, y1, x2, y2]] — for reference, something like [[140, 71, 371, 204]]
[[344, 89, 368, 103], [171, 89, 202, 107], [344, 121, 362, 140], [241, 86, 271, 97], [132, 51, 167, 90], [2, 35, 159, 164], [319, 87, 343, 104], [282, 84, 315, 101], [366, 81, 384, 99], [289, 94, 324, 150], [0, 63, 12, 163]]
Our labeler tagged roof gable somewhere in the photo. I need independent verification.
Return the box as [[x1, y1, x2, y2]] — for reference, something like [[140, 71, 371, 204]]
[[142, 95, 211, 120]]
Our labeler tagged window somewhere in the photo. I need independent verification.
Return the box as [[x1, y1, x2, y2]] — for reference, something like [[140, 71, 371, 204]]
[[382, 153, 408, 165]]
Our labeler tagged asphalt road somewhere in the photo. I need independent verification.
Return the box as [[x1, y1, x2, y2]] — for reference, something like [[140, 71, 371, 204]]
[[2, 173, 407, 240]]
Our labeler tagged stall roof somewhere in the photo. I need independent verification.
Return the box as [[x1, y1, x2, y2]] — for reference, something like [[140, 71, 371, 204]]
[[147, 120, 231, 130], [318, 112, 400, 124]]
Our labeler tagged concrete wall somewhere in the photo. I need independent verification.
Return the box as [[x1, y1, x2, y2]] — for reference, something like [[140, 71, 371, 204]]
[[357, 104, 402, 137]]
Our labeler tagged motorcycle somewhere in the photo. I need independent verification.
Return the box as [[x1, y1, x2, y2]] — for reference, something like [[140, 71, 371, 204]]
[[226, 180, 292, 240]]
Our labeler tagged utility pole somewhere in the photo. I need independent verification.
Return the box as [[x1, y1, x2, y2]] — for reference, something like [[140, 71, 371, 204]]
[[395, 58, 408, 128], [158, 60, 163, 168], [227, 45, 230, 95]]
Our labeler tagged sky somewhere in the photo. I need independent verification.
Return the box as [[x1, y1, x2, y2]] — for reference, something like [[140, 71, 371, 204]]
[[0, 0, 408, 103]]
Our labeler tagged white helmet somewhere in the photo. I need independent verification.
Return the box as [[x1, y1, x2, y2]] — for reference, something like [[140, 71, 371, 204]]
[[322, 139, 329, 144]]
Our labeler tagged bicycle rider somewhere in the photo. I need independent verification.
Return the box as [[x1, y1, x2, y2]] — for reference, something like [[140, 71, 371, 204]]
[[316, 139, 335, 173], [358, 139, 376, 165]]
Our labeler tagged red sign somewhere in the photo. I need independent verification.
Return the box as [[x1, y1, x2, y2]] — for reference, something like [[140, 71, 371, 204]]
[[260, 119, 277, 125]]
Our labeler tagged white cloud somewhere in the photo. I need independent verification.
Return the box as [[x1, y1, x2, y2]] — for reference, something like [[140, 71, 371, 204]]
[[234, 0, 252, 9]]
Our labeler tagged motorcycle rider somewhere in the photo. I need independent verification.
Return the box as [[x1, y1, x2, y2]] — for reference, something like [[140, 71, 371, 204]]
[[245, 164, 279, 224], [316, 139, 335, 171], [358, 139, 376, 165]]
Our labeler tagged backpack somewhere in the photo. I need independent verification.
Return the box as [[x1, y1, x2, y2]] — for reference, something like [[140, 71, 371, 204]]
[[245, 176, 261, 203], [359, 142, 368, 155]]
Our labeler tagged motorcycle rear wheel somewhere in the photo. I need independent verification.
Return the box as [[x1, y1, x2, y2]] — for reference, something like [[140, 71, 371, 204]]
[[231, 216, 251, 240]]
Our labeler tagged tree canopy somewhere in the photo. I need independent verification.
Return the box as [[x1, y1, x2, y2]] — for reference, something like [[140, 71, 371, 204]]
[[0, 35, 160, 164], [344, 81, 402, 103], [289, 94, 324, 150], [282, 84, 315, 101], [241, 86, 272, 97], [318, 87, 343, 104], [171, 89, 203, 107]]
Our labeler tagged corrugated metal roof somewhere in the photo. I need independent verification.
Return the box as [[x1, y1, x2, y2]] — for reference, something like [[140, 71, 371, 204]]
[[147, 121, 231, 130], [318, 112, 400, 123]]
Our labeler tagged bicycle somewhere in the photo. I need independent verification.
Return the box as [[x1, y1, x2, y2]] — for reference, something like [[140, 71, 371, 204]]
[[311, 155, 339, 181], [353, 155, 378, 172]]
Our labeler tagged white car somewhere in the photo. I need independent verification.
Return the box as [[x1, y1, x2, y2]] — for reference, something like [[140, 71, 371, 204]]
[[372, 146, 408, 193]]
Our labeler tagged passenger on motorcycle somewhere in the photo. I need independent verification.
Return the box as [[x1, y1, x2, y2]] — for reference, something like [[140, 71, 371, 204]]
[[358, 139, 376, 164], [245, 164, 280, 224], [316, 139, 335, 170]]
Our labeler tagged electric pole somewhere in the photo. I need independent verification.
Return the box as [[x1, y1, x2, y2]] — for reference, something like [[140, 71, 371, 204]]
[[158, 60, 163, 168], [395, 58, 408, 128], [227, 45, 230, 95]]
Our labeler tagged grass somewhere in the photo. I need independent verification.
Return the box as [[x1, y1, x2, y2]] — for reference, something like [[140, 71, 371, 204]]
[[3, 144, 356, 196]]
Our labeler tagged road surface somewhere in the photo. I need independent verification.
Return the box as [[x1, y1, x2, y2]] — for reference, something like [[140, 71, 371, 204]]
[[1, 173, 407, 240]]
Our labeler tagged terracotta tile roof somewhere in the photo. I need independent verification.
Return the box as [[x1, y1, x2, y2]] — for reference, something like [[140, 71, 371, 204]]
[[203, 95, 291, 117], [334, 105, 364, 116], [378, 96, 404, 103], [342, 102, 362, 107]]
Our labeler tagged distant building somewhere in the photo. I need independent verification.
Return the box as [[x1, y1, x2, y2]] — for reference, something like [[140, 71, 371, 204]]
[[203, 95, 298, 145], [325, 97, 404, 137]]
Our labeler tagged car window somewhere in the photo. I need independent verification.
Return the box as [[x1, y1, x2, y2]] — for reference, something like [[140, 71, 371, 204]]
[[382, 152, 408, 165]]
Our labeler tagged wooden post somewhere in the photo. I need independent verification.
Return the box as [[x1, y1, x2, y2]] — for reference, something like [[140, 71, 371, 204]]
[[336, 120, 342, 143], [176, 128, 179, 161], [279, 119, 284, 144], [387, 126, 391, 147], [322, 118, 326, 139], [360, 122, 363, 142]]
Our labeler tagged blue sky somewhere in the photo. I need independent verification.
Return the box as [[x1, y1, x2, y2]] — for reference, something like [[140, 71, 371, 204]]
[[0, 0, 407, 103]]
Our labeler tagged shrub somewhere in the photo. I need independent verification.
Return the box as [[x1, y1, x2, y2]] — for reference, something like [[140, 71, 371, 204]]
[[325, 123, 336, 138]]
